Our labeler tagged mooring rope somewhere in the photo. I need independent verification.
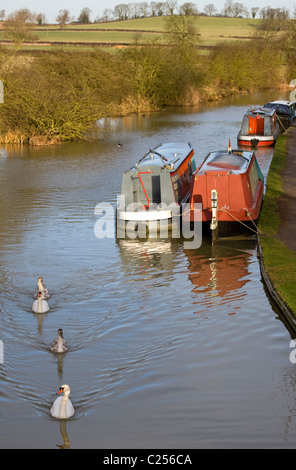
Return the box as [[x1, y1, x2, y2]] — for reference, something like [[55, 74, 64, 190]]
[[245, 210, 262, 235], [276, 114, 288, 133], [218, 208, 261, 235]]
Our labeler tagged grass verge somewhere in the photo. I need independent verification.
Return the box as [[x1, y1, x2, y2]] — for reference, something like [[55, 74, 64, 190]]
[[258, 135, 296, 315]]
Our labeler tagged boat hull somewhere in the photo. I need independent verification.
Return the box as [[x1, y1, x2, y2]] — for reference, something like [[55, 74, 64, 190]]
[[237, 135, 277, 147], [201, 218, 260, 237], [116, 209, 180, 238]]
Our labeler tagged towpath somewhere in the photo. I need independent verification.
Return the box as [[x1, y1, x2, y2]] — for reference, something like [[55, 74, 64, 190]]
[[277, 127, 296, 253]]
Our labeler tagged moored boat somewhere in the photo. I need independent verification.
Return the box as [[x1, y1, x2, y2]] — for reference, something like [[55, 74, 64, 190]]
[[237, 106, 280, 147], [117, 142, 196, 235], [187, 144, 264, 241], [263, 100, 296, 132]]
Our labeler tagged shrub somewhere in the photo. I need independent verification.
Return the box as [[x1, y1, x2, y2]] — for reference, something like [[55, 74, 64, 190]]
[[0, 49, 133, 143], [208, 40, 282, 91]]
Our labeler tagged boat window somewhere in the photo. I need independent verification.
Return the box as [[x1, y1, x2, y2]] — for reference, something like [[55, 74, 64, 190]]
[[264, 117, 272, 135], [171, 174, 181, 203], [187, 160, 193, 178], [151, 175, 161, 204], [133, 177, 140, 203], [249, 161, 259, 197], [240, 115, 249, 134]]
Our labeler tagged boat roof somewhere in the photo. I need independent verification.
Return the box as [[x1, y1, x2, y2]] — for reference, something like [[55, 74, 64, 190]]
[[244, 105, 276, 117], [264, 100, 295, 106], [129, 142, 193, 172], [264, 100, 296, 115], [198, 149, 254, 175]]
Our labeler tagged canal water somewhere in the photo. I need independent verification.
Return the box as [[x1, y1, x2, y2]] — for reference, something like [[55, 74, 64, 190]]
[[1, 91, 296, 449]]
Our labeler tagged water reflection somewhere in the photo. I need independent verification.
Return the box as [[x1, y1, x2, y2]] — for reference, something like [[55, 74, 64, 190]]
[[32, 311, 49, 333], [56, 420, 71, 449], [186, 238, 257, 316], [118, 238, 176, 273], [52, 352, 66, 378]]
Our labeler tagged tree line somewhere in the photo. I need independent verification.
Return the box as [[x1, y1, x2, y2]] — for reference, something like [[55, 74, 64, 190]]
[[0, 2, 295, 144], [0, 1, 294, 29], [0, 9, 295, 144], [0, 36, 286, 145]]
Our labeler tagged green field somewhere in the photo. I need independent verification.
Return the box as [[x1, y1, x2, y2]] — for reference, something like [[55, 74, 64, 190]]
[[0, 16, 260, 48]]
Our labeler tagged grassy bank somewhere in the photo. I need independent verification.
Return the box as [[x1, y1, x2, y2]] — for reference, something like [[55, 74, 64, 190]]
[[258, 136, 296, 315]]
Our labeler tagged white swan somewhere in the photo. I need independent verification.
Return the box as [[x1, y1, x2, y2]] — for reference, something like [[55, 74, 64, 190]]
[[50, 384, 75, 419], [50, 329, 68, 353], [34, 277, 50, 300], [32, 291, 49, 313]]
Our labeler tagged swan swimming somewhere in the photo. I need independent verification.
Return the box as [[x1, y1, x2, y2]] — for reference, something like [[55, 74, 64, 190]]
[[50, 329, 68, 353], [34, 277, 50, 300], [32, 291, 49, 313], [50, 384, 75, 419]]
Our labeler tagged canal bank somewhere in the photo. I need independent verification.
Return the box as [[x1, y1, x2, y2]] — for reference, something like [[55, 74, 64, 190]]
[[258, 128, 296, 332]]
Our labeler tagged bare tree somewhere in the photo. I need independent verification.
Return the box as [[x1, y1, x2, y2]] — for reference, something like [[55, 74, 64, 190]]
[[232, 2, 248, 17], [78, 7, 92, 23], [222, 0, 233, 16], [179, 2, 198, 16], [95, 8, 112, 23], [150, 2, 158, 16], [36, 13, 47, 25], [204, 3, 218, 16], [165, 0, 178, 15], [155, 2, 165, 16], [4, 8, 37, 45], [138, 2, 150, 17], [113, 4, 129, 20], [132, 3, 143, 18], [0, 9, 5, 21], [56, 9, 72, 29], [251, 7, 259, 18]]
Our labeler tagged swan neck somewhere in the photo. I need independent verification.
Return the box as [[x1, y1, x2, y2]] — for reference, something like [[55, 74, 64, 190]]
[[59, 394, 69, 418], [57, 335, 64, 352], [62, 394, 68, 403], [62, 390, 70, 401]]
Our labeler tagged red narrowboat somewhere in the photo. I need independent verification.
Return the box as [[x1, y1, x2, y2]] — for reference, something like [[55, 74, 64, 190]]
[[188, 145, 264, 239], [237, 106, 280, 147]]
